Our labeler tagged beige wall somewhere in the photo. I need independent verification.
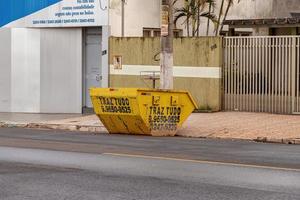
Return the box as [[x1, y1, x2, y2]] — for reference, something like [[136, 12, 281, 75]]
[[109, 37, 223, 111]]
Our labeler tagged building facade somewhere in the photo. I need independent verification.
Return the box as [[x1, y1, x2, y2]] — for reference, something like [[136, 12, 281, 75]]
[[109, 0, 300, 37], [1, 0, 300, 114], [222, 0, 300, 36], [0, 0, 110, 113]]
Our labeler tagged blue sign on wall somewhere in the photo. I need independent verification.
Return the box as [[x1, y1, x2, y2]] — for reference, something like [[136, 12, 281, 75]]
[[0, 0, 62, 27], [0, 0, 108, 28]]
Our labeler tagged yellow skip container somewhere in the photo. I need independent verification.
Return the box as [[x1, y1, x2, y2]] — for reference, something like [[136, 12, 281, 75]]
[[90, 88, 197, 136]]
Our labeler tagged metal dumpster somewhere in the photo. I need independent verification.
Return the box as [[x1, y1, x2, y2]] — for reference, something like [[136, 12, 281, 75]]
[[90, 88, 197, 136]]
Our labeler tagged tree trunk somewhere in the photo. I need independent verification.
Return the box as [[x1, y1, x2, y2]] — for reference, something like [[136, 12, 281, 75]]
[[186, 0, 190, 37], [215, 0, 225, 36], [219, 1, 231, 36], [160, 0, 174, 89], [192, 15, 196, 37], [206, 2, 212, 36], [187, 17, 190, 37], [196, 2, 200, 36]]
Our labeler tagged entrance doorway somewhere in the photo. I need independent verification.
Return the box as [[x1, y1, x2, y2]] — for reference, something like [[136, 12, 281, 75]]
[[84, 28, 102, 108]]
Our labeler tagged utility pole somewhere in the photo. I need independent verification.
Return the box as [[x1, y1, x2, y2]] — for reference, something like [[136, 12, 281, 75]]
[[160, 0, 174, 90], [121, 0, 125, 37]]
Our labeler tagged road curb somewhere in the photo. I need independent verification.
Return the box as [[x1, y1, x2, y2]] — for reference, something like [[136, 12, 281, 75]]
[[26, 123, 108, 133], [0, 122, 28, 129], [1, 121, 299, 145], [0, 121, 108, 134], [254, 137, 300, 145]]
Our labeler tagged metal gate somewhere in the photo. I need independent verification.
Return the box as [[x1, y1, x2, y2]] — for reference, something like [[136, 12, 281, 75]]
[[224, 36, 300, 114]]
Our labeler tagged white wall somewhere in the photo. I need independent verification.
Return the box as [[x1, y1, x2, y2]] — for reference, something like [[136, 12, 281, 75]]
[[176, 0, 275, 36], [0, 29, 11, 112], [40, 28, 82, 113], [11, 29, 41, 113], [273, 0, 300, 18], [108, 0, 278, 37], [109, 0, 160, 36], [226, 0, 273, 20], [0, 28, 83, 113]]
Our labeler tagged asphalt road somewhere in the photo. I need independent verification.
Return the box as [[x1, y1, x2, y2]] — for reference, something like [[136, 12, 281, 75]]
[[0, 128, 300, 200]]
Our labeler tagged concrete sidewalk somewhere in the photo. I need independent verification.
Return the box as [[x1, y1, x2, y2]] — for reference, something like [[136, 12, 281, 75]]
[[0, 112, 299, 144], [177, 112, 300, 144]]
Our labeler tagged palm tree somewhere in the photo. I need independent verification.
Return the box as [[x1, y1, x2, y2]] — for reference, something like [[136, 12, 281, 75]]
[[206, 0, 216, 36], [219, 0, 241, 35], [215, 0, 241, 36], [215, 0, 225, 36], [196, 0, 204, 36], [174, 0, 217, 37], [174, 0, 191, 36]]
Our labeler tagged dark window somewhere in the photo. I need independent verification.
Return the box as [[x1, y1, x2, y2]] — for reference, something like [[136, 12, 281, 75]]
[[143, 28, 183, 38], [143, 29, 152, 37]]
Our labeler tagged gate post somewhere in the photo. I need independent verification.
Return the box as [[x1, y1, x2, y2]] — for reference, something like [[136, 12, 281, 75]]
[[291, 37, 296, 114]]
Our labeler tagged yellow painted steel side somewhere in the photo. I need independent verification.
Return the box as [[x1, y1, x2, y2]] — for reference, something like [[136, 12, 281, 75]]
[[90, 88, 197, 136]]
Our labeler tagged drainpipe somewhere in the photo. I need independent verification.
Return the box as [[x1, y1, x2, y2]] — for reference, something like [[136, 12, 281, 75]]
[[121, 0, 125, 37]]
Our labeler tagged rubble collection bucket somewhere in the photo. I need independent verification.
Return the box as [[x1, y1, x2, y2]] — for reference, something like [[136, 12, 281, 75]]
[[90, 88, 197, 136]]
